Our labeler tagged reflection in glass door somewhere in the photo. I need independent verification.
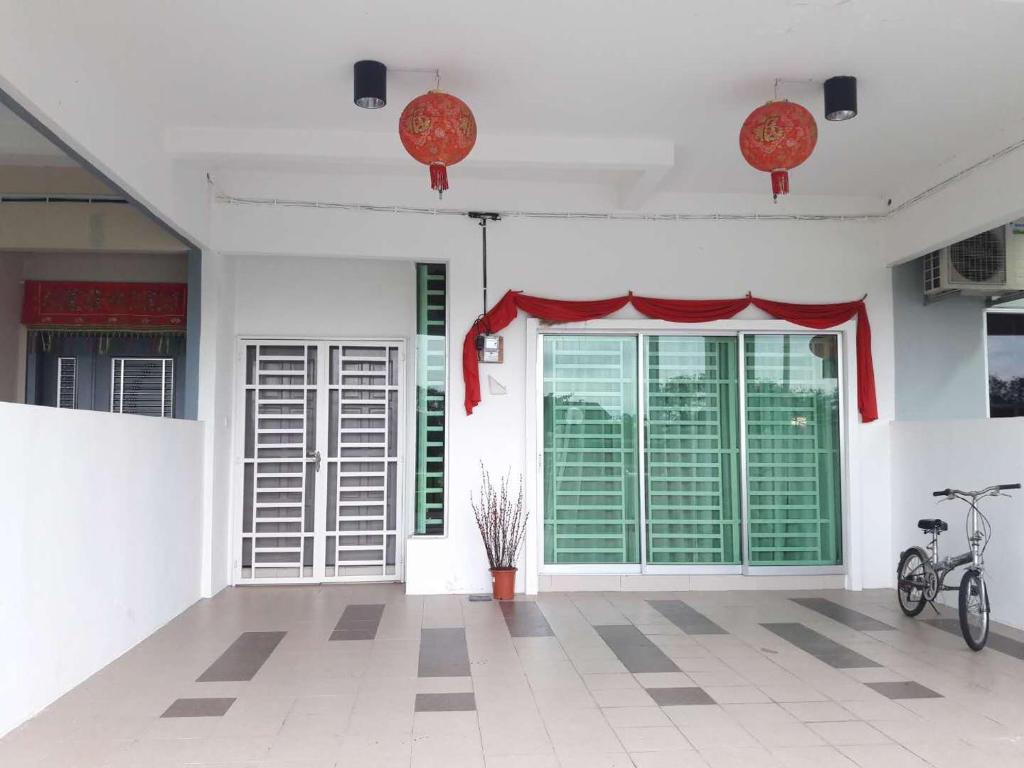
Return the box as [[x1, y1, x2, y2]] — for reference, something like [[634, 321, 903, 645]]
[[744, 334, 842, 565], [541, 332, 843, 570], [543, 336, 639, 564], [644, 336, 741, 564]]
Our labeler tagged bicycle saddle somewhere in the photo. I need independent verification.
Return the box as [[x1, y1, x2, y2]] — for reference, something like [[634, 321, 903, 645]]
[[918, 518, 948, 533]]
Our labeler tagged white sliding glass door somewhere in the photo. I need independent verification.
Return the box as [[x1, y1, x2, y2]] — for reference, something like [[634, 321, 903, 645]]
[[540, 332, 843, 572]]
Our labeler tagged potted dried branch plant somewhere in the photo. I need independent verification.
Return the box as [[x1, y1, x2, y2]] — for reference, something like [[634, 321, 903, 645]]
[[471, 464, 528, 600]]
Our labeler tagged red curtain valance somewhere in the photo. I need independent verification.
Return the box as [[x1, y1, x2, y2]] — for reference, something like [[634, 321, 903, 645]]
[[21, 281, 188, 330], [463, 290, 878, 423]]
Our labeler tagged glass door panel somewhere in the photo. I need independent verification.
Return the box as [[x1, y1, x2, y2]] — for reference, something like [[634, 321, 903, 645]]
[[644, 336, 741, 564], [744, 334, 842, 565], [543, 335, 639, 564]]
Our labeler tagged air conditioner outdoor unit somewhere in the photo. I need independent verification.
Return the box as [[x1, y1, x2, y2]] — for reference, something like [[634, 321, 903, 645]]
[[923, 222, 1024, 297]]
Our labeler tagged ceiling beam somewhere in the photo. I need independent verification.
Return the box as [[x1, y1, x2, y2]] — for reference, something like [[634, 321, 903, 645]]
[[617, 161, 673, 210], [165, 127, 675, 205]]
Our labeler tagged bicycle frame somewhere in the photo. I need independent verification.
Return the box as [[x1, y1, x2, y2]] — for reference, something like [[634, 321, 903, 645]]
[[920, 490, 990, 599]]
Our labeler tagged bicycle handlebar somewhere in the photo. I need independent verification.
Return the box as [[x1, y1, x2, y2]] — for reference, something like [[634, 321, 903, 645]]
[[932, 483, 1020, 497]]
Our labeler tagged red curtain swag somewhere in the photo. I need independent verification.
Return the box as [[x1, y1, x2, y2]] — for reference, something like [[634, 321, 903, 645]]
[[463, 290, 878, 423], [21, 280, 188, 330]]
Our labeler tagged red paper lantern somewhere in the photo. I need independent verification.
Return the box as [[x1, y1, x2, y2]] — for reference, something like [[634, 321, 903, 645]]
[[399, 90, 477, 197], [739, 100, 817, 200]]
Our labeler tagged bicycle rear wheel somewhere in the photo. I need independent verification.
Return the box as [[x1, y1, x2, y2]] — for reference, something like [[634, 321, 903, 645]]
[[958, 570, 989, 651], [897, 548, 927, 617]]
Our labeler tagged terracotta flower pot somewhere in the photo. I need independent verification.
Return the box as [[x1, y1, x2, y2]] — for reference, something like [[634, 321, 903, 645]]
[[490, 567, 517, 600]]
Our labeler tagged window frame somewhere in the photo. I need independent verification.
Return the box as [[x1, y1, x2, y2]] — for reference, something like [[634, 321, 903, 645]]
[[526, 318, 851, 583], [412, 261, 451, 537], [983, 307, 1024, 419], [57, 356, 78, 409], [110, 356, 175, 418]]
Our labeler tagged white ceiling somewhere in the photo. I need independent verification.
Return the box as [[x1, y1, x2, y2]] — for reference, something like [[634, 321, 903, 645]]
[[41, 0, 1024, 204]]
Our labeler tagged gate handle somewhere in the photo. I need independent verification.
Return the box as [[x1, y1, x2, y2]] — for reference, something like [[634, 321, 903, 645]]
[[308, 449, 322, 472]]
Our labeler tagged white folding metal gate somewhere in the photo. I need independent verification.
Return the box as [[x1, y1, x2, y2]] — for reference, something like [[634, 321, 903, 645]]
[[236, 339, 404, 583]]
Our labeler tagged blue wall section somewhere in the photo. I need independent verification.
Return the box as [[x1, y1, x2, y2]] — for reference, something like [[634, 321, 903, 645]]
[[892, 258, 988, 420], [184, 249, 201, 420]]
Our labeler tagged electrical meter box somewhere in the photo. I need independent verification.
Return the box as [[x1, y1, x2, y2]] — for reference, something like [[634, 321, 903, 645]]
[[477, 334, 504, 364]]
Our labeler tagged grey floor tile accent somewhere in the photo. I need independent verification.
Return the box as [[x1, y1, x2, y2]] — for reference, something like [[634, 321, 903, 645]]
[[330, 603, 385, 641], [762, 623, 881, 669], [414, 692, 477, 712], [594, 625, 680, 673], [161, 698, 235, 718], [791, 598, 895, 631], [866, 681, 942, 699], [418, 627, 471, 677], [646, 687, 716, 706], [499, 601, 554, 637], [196, 631, 286, 682], [648, 599, 727, 635], [927, 618, 1024, 660]]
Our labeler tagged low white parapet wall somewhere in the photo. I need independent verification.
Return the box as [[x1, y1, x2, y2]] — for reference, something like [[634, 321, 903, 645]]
[[0, 402, 205, 736]]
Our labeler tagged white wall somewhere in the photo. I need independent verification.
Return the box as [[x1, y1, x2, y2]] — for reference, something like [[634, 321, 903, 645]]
[[0, 402, 204, 737], [196, 249, 237, 597], [892, 258, 988, 420], [232, 254, 415, 339], [891, 418, 1024, 629], [214, 202, 896, 594]]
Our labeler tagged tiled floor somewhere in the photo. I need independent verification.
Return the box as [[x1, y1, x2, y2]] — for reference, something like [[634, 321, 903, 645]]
[[4, 586, 1024, 767]]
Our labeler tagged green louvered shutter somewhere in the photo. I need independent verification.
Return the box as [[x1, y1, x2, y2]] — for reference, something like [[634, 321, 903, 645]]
[[644, 336, 741, 564], [744, 334, 842, 565], [543, 335, 640, 564], [414, 264, 447, 535]]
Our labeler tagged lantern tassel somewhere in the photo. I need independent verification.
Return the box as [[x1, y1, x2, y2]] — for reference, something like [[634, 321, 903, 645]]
[[430, 163, 449, 198], [770, 170, 789, 201]]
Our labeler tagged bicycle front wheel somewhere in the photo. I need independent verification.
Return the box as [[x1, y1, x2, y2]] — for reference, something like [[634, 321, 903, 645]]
[[958, 570, 989, 651]]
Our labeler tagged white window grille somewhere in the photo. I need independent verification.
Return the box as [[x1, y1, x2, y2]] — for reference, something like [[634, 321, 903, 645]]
[[57, 357, 77, 409], [110, 358, 174, 417]]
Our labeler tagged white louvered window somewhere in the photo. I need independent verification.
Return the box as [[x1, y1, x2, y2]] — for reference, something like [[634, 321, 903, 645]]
[[57, 357, 77, 409], [110, 358, 174, 417]]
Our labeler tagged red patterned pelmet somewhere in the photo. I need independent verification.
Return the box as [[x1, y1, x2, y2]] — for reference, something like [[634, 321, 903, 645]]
[[21, 281, 188, 329]]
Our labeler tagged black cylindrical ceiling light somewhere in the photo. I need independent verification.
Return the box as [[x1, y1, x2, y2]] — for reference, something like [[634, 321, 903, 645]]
[[824, 75, 857, 121], [354, 60, 387, 109]]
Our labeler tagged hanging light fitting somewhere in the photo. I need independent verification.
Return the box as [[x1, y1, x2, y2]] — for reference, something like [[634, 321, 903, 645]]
[[353, 60, 387, 109], [824, 76, 857, 121]]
